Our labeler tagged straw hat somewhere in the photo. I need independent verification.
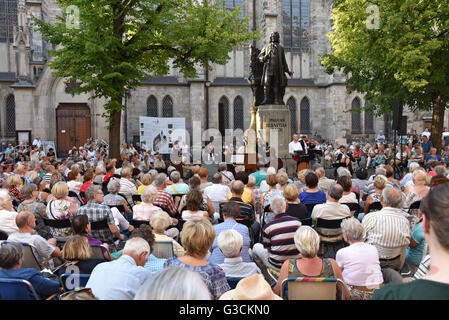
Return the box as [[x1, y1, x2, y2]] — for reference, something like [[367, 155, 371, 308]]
[[219, 274, 282, 300]]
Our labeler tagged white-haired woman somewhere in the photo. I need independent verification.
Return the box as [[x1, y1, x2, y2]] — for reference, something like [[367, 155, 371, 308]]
[[103, 179, 132, 214], [150, 210, 184, 256], [0, 189, 18, 235], [336, 218, 383, 300], [217, 229, 260, 278], [135, 267, 211, 300], [273, 226, 350, 299]]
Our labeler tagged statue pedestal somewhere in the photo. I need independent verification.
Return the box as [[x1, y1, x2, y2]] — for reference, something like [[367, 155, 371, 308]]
[[256, 104, 291, 160]]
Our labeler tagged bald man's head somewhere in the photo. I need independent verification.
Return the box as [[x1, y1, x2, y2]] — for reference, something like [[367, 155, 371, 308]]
[[230, 180, 245, 196], [15, 211, 34, 229]]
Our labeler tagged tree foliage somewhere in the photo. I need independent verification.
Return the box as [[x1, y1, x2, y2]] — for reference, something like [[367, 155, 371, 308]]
[[320, 0, 449, 150], [33, 0, 259, 157]]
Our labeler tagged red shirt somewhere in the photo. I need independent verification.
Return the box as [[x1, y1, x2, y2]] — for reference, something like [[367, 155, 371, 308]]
[[80, 182, 93, 204], [103, 173, 114, 183]]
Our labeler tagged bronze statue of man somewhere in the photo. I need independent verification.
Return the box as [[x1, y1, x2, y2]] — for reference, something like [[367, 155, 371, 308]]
[[258, 32, 293, 105]]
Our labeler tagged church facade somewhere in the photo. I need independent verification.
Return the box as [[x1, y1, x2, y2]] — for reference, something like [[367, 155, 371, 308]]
[[0, 0, 434, 156]]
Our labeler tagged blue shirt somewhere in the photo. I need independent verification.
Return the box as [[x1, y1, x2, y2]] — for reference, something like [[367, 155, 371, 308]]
[[0, 268, 60, 299], [406, 222, 426, 266], [298, 190, 327, 204], [422, 141, 432, 153], [250, 171, 267, 187], [144, 254, 167, 275], [86, 255, 152, 300], [209, 219, 252, 265]]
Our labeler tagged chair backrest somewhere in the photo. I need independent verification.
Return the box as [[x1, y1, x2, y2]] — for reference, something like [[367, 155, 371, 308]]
[[60, 273, 91, 291], [79, 192, 87, 202], [152, 241, 175, 259], [15, 242, 43, 271], [43, 217, 72, 229], [226, 277, 244, 289], [281, 277, 345, 300], [408, 200, 421, 212], [316, 218, 344, 230], [305, 203, 319, 215], [90, 244, 108, 260], [132, 194, 142, 203], [0, 229, 8, 241], [0, 278, 40, 300], [368, 201, 382, 213], [300, 217, 313, 226], [130, 219, 150, 228], [90, 219, 109, 230], [341, 203, 361, 218], [68, 191, 82, 203]]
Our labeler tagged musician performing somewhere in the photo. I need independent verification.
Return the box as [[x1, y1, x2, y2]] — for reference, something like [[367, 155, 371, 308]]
[[289, 133, 309, 172]]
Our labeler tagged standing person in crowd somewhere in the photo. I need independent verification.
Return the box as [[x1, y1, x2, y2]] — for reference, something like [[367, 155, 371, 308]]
[[17, 184, 50, 239], [0, 242, 61, 299], [217, 229, 261, 278], [0, 189, 19, 235], [252, 196, 301, 271], [336, 218, 383, 300], [273, 226, 350, 300], [86, 237, 152, 300], [164, 218, 230, 300], [374, 181, 449, 299], [421, 135, 432, 155], [209, 202, 252, 265]]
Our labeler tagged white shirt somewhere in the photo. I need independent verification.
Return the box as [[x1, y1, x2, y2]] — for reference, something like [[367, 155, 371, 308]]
[[0, 209, 19, 235], [7, 232, 55, 262], [32, 139, 41, 148], [218, 257, 261, 278], [204, 184, 230, 202], [289, 140, 307, 154], [421, 131, 431, 138], [336, 242, 384, 287]]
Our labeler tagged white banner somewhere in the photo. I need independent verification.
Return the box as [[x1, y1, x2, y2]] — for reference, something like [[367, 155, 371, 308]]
[[139, 116, 186, 154]]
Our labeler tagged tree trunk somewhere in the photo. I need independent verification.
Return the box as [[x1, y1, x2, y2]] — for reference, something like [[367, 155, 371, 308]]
[[431, 95, 445, 154], [109, 100, 122, 160]]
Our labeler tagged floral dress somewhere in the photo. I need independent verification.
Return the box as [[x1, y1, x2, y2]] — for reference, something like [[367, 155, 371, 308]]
[[45, 199, 76, 237]]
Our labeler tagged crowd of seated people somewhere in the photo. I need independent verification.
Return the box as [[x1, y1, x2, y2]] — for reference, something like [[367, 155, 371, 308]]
[[1, 137, 449, 300]]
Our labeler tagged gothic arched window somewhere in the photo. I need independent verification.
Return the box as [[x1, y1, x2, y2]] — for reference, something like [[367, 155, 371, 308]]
[[287, 97, 297, 133], [147, 95, 158, 117], [365, 110, 375, 134], [233, 96, 244, 130], [162, 95, 173, 118], [282, 0, 310, 51], [6, 94, 16, 137], [300, 97, 310, 133], [351, 97, 362, 134], [218, 96, 230, 136], [0, 0, 17, 43]]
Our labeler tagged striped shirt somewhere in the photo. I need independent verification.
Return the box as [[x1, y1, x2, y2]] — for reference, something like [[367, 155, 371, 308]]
[[153, 188, 177, 215], [219, 197, 254, 227], [362, 207, 411, 259], [261, 213, 302, 269]]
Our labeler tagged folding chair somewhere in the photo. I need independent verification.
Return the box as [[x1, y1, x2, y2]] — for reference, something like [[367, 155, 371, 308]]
[[280, 277, 345, 300], [305, 203, 320, 216], [79, 191, 87, 204], [42, 218, 72, 244], [152, 241, 175, 259], [0, 229, 8, 241], [0, 278, 40, 300], [315, 218, 347, 259], [408, 200, 421, 214], [226, 277, 244, 289], [68, 191, 83, 205], [341, 203, 362, 219], [2, 242, 44, 271], [367, 201, 382, 213], [60, 274, 91, 291], [300, 217, 313, 227], [132, 194, 142, 204], [90, 243, 111, 260], [130, 219, 150, 228]]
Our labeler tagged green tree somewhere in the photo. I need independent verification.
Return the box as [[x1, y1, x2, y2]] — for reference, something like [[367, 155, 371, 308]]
[[33, 0, 258, 158], [321, 0, 449, 152]]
